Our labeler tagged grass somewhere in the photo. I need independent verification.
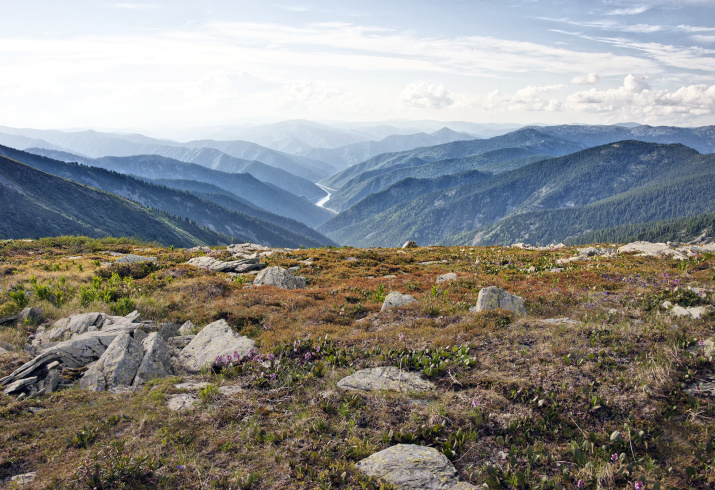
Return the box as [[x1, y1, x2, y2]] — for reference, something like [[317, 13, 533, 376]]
[[0, 236, 714, 488]]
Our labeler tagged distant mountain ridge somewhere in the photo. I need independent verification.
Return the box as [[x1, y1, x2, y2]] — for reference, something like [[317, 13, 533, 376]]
[[319, 141, 715, 247], [298, 127, 475, 170], [0, 156, 235, 247], [0, 145, 335, 248]]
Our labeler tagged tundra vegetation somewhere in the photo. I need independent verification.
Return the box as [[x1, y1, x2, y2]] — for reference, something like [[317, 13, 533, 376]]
[[1, 236, 714, 489]]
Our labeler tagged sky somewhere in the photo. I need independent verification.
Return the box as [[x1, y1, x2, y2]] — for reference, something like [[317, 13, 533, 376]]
[[1, 0, 714, 131]]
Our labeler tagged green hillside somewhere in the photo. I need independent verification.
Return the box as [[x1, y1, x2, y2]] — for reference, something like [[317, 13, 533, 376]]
[[0, 156, 233, 247]]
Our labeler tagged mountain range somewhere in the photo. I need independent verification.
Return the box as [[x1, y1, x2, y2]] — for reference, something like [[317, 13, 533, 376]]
[[0, 122, 713, 247]]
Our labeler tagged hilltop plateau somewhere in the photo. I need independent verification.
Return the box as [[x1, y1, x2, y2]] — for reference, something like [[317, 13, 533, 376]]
[[1, 237, 714, 489]]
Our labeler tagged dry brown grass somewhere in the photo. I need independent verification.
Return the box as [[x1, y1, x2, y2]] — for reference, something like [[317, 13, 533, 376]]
[[1, 237, 714, 488]]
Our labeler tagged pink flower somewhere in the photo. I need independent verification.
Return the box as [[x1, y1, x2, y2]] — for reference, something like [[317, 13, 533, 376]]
[[577, 479, 584, 488], [471, 398, 480, 408], [634, 482, 644, 490], [611, 453, 619, 463]]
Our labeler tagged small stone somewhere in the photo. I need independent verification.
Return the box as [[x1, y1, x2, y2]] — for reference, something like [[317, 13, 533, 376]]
[[178, 321, 195, 336], [18, 307, 43, 325], [381, 292, 417, 311], [436, 273, 457, 284], [10, 472, 36, 485], [469, 286, 526, 316], [167, 393, 198, 411], [357, 444, 476, 489], [337, 366, 434, 393]]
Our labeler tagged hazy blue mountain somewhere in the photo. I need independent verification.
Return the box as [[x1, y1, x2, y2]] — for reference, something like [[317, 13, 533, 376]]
[[27, 147, 326, 203], [325, 148, 549, 212], [0, 145, 335, 248], [0, 126, 335, 182], [147, 179, 334, 245], [298, 127, 475, 170], [533, 124, 715, 154], [319, 141, 715, 247], [321, 127, 583, 190], [0, 156, 236, 247], [227, 119, 371, 154]]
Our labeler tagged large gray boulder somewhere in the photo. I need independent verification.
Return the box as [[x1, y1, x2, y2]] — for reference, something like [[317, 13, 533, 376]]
[[45, 312, 106, 342], [357, 444, 476, 489], [337, 367, 434, 393], [187, 256, 265, 273], [80, 330, 146, 391], [381, 292, 417, 311], [253, 266, 306, 289], [469, 287, 526, 316], [436, 273, 457, 284], [132, 333, 174, 386], [179, 320, 256, 373]]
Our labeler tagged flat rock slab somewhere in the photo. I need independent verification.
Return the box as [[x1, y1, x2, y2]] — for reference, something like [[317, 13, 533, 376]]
[[115, 254, 156, 264], [187, 256, 265, 273], [470, 286, 526, 316], [436, 273, 457, 284], [179, 319, 256, 373], [540, 317, 581, 326], [253, 266, 306, 289], [357, 444, 476, 490], [337, 366, 434, 393], [618, 241, 687, 260], [167, 394, 199, 411], [382, 292, 417, 311]]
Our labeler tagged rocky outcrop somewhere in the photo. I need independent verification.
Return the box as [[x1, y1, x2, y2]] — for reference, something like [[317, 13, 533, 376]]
[[178, 319, 256, 373], [187, 256, 265, 273], [469, 286, 526, 316], [80, 331, 146, 392], [337, 367, 434, 393], [663, 301, 713, 319], [402, 241, 418, 249], [557, 247, 617, 264], [132, 333, 175, 386], [357, 444, 476, 489], [381, 292, 417, 311], [253, 266, 306, 289], [618, 241, 687, 260]]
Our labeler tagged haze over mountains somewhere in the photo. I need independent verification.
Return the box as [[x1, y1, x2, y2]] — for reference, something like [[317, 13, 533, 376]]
[[0, 120, 713, 247]]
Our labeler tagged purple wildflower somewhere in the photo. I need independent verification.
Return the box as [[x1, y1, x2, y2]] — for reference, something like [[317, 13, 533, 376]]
[[611, 453, 619, 462], [270, 373, 277, 380], [699, 339, 705, 346], [471, 398, 480, 408], [315, 345, 320, 353], [215, 355, 223, 364], [634, 482, 644, 490], [577, 479, 584, 488], [304, 352, 312, 361]]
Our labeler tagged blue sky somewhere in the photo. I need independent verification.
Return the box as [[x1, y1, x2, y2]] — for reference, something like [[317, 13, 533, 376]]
[[1, 0, 713, 130]]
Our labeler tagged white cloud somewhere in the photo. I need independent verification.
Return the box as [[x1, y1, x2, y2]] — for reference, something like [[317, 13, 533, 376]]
[[571, 73, 601, 85], [607, 6, 650, 15], [565, 75, 715, 118], [400, 82, 453, 109]]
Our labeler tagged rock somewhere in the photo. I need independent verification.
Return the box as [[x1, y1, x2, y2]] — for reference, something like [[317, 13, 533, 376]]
[[115, 254, 156, 264], [80, 330, 146, 392], [402, 241, 418, 249], [540, 317, 581, 326], [688, 338, 715, 358], [469, 286, 526, 316], [670, 305, 712, 319], [156, 322, 180, 339], [46, 312, 106, 342], [179, 320, 256, 373], [186, 256, 265, 273], [178, 321, 195, 336], [36, 368, 61, 394], [337, 366, 434, 393], [167, 335, 194, 350], [1, 331, 119, 388], [3, 377, 38, 396], [174, 381, 211, 391], [167, 393, 198, 411], [618, 241, 687, 261], [436, 273, 457, 284], [356, 444, 476, 490], [18, 307, 43, 325], [132, 333, 174, 386], [253, 266, 306, 289], [9, 472, 36, 485], [381, 292, 417, 311]]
